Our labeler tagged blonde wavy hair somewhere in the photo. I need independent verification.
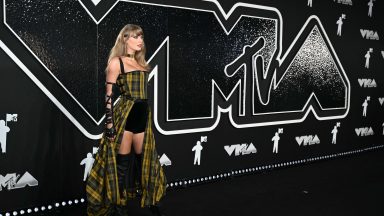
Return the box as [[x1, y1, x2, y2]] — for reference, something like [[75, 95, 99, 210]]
[[106, 24, 150, 72]]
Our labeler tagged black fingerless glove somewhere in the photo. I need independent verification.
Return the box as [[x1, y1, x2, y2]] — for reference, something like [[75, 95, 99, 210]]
[[105, 126, 116, 139]]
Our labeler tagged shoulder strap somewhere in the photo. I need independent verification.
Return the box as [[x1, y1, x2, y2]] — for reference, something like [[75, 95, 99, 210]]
[[118, 57, 124, 74]]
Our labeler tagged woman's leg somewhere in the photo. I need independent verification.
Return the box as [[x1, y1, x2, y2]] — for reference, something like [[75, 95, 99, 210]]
[[132, 128, 164, 215], [119, 131, 133, 154], [132, 132, 144, 154], [132, 132, 144, 194], [116, 131, 134, 196]]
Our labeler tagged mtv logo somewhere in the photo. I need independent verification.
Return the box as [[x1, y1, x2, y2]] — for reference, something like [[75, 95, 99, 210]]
[[6, 114, 17, 122], [336, 122, 341, 127], [3, 0, 350, 137], [278, 128, 283, 133], [201, 136, 208, 143], [342, 14, 346, 19], [0, 171, 38, 191], [92, 147, 99, 155]]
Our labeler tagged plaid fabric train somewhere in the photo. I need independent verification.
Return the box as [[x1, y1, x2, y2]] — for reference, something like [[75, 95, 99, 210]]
[[86, 58, 166, 215]]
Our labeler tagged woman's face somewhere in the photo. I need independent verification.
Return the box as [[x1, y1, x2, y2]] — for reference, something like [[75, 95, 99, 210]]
[[126, 33, 144, 53]]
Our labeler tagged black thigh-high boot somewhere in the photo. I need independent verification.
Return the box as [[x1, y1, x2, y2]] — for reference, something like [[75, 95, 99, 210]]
[[134, 153, 143, 196], [150, 201, 166, 216], [115, 153, 131, 215], [117, 153, 131, 196]]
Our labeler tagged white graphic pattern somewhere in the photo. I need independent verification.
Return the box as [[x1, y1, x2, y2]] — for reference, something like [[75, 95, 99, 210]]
[[336, 14, 346, 36], [272, 128, 283, 153], [80, 153, 95, 181], [362, 96, 370, 117], [364, 48, 373, 69], [159, 154, 172, 166], [367, 0, 374, 17], [0, 171, 38, 191], [307, 0, 313, 7], [331, 122, 341, 144], [0, 114, 17, 154], [192, 136, 207, 165]]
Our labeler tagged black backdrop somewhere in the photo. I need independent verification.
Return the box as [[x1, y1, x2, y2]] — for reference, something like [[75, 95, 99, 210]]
[[0, 0, 383, 214]]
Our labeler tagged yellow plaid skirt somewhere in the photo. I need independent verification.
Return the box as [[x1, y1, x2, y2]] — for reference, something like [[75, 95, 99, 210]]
[[86, 98, 166, 215]]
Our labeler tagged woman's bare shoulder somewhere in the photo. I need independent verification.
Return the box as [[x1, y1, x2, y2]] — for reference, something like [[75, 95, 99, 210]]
[[107, 57, 121, 74]]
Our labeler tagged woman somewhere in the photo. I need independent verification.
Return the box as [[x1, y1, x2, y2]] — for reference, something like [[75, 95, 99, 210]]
[[86, 24, 166, 216]]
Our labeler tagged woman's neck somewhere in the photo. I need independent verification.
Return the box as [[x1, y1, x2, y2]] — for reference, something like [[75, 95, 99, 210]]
[[125, 53, 135, 60]]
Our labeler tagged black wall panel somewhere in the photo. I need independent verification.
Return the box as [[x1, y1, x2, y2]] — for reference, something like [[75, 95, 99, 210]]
[[0, 0, 383, 213]]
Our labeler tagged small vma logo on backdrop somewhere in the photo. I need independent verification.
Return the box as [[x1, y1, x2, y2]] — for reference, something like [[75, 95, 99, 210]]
[[192, 136, 207, 165], [331, 122, 341, 144], [0, 113, 18, 154], [336, 14, 346, 36], [224, 143, 257, 156], [364, 48, 373, 69], [358, 79, 377, 88], [0, 171, 38, 191], [159, 153, 172, 166], [367, 0, 375, 17], [336, 0, 353, 5], [362, 96, 370, 117], [296, 135, 320, 146], [360, 29, 379, 40], [272, 128, 284, 154], [80, 147, 98, 181], [355, 127, 374, 136], [382, 123, 384, 135]]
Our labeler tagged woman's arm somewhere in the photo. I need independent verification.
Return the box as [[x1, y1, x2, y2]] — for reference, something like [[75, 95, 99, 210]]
[[104, 57, 120, 140]]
